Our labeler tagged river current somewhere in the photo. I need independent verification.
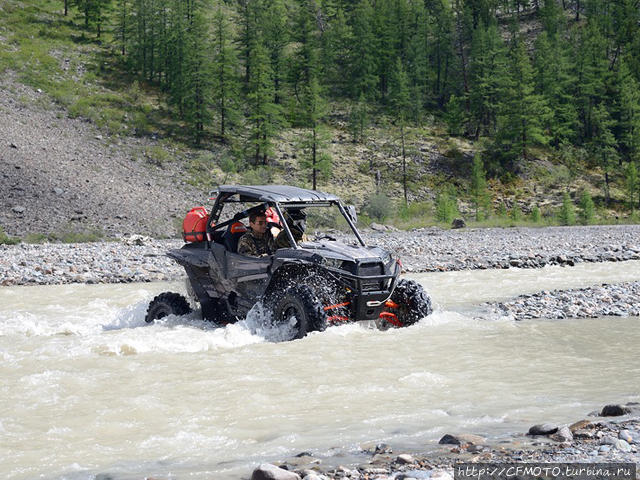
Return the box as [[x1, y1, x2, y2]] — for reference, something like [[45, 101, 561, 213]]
[[1, 261, 639, 479]]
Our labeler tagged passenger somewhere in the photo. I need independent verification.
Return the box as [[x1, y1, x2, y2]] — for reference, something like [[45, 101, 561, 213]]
[[275, 208, 307, 249], [237, 210, 276, 257]]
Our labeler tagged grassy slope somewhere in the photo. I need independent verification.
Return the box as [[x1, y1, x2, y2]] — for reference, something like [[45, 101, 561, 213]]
[[0, 0, 635, 236]]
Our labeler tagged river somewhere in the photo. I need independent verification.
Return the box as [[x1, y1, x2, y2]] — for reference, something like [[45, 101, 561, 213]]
[[1, 261, 639, 479]]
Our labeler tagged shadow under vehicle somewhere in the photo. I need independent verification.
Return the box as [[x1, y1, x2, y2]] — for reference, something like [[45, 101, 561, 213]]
[[146, 185, 432, 340]]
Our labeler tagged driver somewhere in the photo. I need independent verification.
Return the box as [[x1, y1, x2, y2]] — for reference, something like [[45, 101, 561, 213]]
[[275, 208, 307, 249], [237, 210, 276, 257]]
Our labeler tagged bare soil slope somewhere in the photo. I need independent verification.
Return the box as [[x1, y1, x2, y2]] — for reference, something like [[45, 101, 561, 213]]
[[0, 75, 207, 238]]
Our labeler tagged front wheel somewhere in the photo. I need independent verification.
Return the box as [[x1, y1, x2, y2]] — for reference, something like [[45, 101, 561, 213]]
[[268, 285, 327, 340], [379, 279, 432, 329], [145, 292, 192, 323]]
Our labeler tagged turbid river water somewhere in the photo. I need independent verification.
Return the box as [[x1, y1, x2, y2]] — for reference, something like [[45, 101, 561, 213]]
[[1, 262, 639, 480]]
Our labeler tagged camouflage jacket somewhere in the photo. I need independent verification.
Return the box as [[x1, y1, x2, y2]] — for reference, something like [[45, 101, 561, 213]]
[[237, 229, 276, 257], [274, 226, 306, 249]]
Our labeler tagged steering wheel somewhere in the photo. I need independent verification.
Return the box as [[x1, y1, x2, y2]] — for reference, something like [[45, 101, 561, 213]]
[[314, 234, 337, 242]]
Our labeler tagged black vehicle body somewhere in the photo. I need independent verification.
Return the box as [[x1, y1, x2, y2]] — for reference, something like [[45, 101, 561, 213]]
[[167, 185, 403, 325]]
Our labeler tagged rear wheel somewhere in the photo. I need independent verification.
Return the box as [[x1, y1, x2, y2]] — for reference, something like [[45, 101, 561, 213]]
[[379, 279, 432, 329], [269, 285, 327, 340], [145, 292, 192, 323]]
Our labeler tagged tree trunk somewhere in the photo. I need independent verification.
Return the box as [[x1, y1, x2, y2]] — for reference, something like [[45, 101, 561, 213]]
[[64, 0, 68, 16], [312, 127, 317, 190], [401, 124, 407, 205]]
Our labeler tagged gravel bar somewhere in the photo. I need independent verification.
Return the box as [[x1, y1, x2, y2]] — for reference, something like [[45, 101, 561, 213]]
[[2, 225, 640, 287]]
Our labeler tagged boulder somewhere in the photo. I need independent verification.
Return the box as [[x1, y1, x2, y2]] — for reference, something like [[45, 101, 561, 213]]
[[438, 433, 485, 445], [569, 420, 592, 432], [396, 454, 416, 464], [451, 218, 466, 229], [528, 423, 559, 436], [550, 426, 573, 443], [252, 464, 301, 480], [600, 404, 631, 416]]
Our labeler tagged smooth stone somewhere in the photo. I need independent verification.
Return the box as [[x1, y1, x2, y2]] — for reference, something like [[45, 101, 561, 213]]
[[619, 430, 633, 443], [600, 435, 618, 446], [396, 454, 416, 464], [528, 423, 559, 436], [569, 420, 592, 432], [251, 464, 301, 480], [551, 426, 573, 443], [613, 439, 632, 452], [600, 404, 631, 416]]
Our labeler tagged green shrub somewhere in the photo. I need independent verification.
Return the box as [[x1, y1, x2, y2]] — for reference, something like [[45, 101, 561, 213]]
[[530, 206, 541, 223], [509, 204, 522, 222], [241, 166, 273, 185], [364, 193, 394, 222], [0, 227, 20, 245], [435, 189, 459, 223], [24, 232, 48, 244], [558, 192, 575, 226], [578, 190, 595, 225], [144, 146, 171, 167], [497, 202, 508, 217]]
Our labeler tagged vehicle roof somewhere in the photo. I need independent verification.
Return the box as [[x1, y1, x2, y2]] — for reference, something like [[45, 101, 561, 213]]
[[215, 185, 340, 203]]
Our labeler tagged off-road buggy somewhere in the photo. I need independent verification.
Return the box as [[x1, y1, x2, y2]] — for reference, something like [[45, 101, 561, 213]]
[[146, 185, 432, 340]]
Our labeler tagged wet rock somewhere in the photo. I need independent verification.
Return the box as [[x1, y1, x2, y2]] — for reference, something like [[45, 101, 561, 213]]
[[600, 405, 631, 416], [528, 424, 559, 436], [12, 206, 25, 214], [451, 218, 466, 229], [302, 474, 326, 480], [439, 434, 462, 445], [252, 463, 301, 480], [396, 454, 416, 464], [550, 426, 573, 443], [569, 420, 592, 432]]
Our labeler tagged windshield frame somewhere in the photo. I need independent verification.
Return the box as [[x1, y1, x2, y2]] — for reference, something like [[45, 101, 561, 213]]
[[274, 200, 366, 249]]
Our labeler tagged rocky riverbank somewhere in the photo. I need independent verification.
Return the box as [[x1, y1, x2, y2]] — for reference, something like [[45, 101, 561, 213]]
[[1, 224, 640, 287], [250, 403, 640, 480], [488, 282, 640, 320]]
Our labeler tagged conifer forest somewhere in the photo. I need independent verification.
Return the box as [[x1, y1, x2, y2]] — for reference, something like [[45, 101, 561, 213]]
[[53, 1, 640, 198]]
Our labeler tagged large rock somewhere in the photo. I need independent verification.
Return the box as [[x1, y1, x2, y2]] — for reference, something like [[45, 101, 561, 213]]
[[528, 423, 558, 436], [251, 464, 301, 480], [550, 426, 573, 443], [569, 419, 592, 432], [451, 218, 466, 229], [438, 433, 486, 445], [600, 404, 631, 416]]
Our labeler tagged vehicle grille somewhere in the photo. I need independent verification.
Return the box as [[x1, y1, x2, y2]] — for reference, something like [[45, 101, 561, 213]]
[[358, 262, 384, 292]]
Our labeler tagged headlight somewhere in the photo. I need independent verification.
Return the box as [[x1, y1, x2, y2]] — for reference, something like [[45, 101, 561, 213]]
[[381, 251, 393, 265], [322, 257, 343, 269]]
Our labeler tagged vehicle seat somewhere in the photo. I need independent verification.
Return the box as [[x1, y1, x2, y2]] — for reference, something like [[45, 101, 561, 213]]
[[222, 221, 247, 253]]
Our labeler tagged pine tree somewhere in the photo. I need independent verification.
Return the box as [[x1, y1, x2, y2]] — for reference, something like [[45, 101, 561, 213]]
[[349, 92, 368, 144], [470, 155, 490, 220], [262, 0, 288, 105], [389, 58, 411, 204], [350, 0, 378, 99], [590, 103, 618, 206], [559, 192, 575, 226], [625, 161, 638, 212], [469, 21, 506, 138], [578, 189, 595, 224], [495, 37, 550, 169], [182, 5, 212, 146], [211, 6, 241, 142], [321, 7, 353, 96], [615, 61, 640, 164], [299, 77, 331, 190], [247, 41, 283, 165]]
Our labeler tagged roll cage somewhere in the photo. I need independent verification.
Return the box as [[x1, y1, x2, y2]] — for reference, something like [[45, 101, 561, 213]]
[[205, 186, 365, 251]]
